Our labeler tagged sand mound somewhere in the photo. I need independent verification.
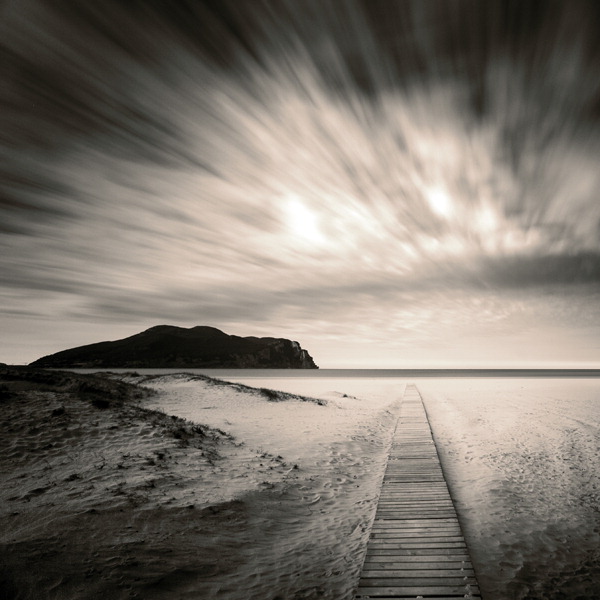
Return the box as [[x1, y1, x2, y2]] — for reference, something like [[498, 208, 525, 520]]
[[0, 368, 400, 599], [0, 368, 292, 599]]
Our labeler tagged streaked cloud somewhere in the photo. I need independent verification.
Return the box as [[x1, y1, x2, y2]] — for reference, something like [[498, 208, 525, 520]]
[[1, 0, 599, 366]]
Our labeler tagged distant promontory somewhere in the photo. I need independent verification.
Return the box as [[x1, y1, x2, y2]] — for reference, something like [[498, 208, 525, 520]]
[[30, 325, 319, 369]]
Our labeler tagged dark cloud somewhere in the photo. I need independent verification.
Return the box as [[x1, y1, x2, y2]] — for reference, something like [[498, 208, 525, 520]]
[[482, 252, 600, 288]]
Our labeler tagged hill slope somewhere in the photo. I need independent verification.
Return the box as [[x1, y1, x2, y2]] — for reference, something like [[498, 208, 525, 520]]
[[30, 325, 318, 369]]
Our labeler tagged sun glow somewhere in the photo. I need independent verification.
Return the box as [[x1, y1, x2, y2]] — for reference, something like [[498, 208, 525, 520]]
[[283, 197, 325, 245], [475, 205, 499, 233], [426, 187, 454, 219]]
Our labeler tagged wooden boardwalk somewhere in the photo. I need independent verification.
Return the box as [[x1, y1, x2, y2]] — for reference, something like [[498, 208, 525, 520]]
[[355, 384, 482, 599]]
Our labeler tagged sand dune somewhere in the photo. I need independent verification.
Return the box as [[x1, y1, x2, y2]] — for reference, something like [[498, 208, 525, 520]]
[[0, 368, 399, 599]]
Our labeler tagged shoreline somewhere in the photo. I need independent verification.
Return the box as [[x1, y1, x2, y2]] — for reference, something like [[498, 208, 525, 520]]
[[36, 366, 600, 378]]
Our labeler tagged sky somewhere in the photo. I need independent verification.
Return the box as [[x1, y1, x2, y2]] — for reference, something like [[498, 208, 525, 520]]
[[1, 0, 600, 368]]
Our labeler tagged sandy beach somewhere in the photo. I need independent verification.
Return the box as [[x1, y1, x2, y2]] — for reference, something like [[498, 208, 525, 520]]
[[0, 367, 400, 599], [4, 367, 598, 599]]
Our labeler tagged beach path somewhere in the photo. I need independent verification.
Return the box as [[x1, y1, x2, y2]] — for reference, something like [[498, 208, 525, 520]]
[[354, 384, 482, 599]]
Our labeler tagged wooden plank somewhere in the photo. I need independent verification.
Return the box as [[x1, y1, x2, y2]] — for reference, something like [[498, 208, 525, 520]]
[[371, 520, 459, 525], [374, 515, 460, 521], [377, 495, 452, 499], [358, 576, 478, 586], [374, 511, 457, 516], [376, 508, 454, 521], [375, 502, 455, 506], [380, 487, 449, 492], [379, 491, 454, 506], [370, 526, 462, 534], [383, 469, 444, 473], [382, 468, 443, 472], [354, 384, 482, 599], [376, 506, 456, 511], [377, 495, 453, 500], [375, 503, 455, 508], [382, 475, 444, 479], [372, 508, 453, 520], [371, 534, 466, 542], [362, 556, 472, 564], [383, 469, 445, 478], [357, 585, 480, 596], [360, 568, 476, 577], [370, 530, 463, 537], [372, 516, 460, 521], [376, 507, 457, 513], [373, 518, 459, 525], [376, 497, 453, 501], [366, 543, 468, 550], [383, 467, 443, 471], [370, 528, 463, 535], [384, 469, 446, 478], [371, 520, 461, 526], [370, 532, 463, 540], [380, 482, 450, 488], [375, 505, 455, 510], [383, 475, 444, 478], [379, 486, 451, 492], [364, 558, 473, 567], [362, 559, 473, 568], [375, 514, 459, 520], [381, 481, 448, 486], [357, 595, 481, 600], [377, 506, 456, 519], [365, 548, 471, 557]]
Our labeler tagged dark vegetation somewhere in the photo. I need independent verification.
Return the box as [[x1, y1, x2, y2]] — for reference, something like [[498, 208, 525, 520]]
[[0, 365, 147, 406], [0, 365, 231, 452], [127, 371, 327, 406], [260, 388, 280, 401]]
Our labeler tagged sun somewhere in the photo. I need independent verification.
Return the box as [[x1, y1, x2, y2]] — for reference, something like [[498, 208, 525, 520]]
[[425, 187, 454, 219], [283, 196, 325, 245]]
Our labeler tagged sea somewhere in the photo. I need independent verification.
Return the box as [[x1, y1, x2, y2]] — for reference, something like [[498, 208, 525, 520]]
[[76, 368, 600, 599]]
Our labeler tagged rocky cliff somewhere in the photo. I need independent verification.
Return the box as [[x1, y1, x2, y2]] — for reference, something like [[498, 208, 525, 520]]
[[30, 325, 319, 369]]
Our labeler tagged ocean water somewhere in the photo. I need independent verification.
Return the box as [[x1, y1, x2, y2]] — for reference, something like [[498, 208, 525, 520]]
[[80, 369, 600, 598]]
